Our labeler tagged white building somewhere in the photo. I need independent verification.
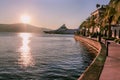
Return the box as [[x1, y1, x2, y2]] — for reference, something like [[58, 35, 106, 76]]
[[111, 25, 120, 39]]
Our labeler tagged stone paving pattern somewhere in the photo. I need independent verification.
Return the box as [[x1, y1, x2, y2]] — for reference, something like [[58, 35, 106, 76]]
[[100, 41, 120, 80]]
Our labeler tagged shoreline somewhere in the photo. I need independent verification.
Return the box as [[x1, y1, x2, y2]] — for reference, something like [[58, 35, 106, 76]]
[[74, 36, 107, 80]]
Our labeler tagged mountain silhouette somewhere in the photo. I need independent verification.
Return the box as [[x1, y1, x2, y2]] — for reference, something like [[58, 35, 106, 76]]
[[0, 23, 50, 33], [44, 24, 77, 34]]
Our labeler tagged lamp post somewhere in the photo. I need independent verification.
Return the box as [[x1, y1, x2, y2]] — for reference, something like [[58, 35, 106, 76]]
[[106, 41, 110, 56]]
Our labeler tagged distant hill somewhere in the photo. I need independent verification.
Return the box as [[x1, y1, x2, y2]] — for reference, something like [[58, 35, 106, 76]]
[[44, 24, 78, 34], [0, 23, 50, 33]]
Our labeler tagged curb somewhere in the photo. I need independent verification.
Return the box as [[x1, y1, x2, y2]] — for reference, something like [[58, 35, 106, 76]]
[[74, 36, 107, 80]]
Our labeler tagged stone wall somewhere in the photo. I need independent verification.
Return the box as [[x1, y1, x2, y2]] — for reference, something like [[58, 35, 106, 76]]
[[74, 36, 101, 56], [74, 36, 106, 80]]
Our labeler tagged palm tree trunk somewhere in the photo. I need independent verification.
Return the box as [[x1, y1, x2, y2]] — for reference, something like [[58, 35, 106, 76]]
[[107, 16, 113, 38], [108, 22, 112, 38], [92, 27, 94, 34]]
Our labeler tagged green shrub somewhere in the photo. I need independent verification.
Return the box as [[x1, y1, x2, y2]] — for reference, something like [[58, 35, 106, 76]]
[[103, 37, 116, 40], [90, 33, 98, 38], [114, 39, 120, 44]]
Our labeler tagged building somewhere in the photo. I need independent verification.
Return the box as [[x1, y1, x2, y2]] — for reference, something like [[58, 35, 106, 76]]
[[111, 25, 120, 39], [90, 5, 106, 34]]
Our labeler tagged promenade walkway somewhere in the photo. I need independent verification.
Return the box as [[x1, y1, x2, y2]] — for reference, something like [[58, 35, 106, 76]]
[[100, 41, 120, 80]]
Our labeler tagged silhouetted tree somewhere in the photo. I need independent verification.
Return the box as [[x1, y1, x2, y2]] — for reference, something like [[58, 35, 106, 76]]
[[96, 4, 100, 8]]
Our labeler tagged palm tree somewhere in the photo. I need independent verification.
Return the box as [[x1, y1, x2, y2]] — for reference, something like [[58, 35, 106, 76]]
[[89, 15, 96, 35], [79, 21, 87, 35], [103, 4, 116, 37], [102, 0, 120, 38], [79, 17, 93, 36], [111, 0, 120, 24]]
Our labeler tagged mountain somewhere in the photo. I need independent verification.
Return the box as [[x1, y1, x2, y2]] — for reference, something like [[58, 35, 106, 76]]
[[44, 24, 78, 34], [0, 23, 50, 33]]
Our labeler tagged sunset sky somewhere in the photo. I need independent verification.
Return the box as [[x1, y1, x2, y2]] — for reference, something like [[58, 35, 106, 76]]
[[0, 0, 109, 29]]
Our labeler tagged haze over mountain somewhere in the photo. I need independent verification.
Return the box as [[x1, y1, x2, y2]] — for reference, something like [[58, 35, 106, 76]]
[[0, 23, 50, 33]]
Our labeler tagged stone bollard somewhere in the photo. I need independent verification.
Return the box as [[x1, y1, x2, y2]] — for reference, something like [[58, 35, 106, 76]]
[[106, 41, 110, 56]]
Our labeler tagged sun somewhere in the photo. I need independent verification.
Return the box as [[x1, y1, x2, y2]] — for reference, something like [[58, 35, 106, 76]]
[[20, 15, 31, 24]]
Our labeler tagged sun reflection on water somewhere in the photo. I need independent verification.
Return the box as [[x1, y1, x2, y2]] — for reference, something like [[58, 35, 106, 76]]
[[18, 33, 34, 68]]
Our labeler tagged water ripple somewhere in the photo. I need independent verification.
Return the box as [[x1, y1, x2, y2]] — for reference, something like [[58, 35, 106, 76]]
[[0, 33, 93, 80]]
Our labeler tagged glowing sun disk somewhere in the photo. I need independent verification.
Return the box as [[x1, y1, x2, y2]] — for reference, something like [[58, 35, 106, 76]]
[[21, 15, 31, 24]]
